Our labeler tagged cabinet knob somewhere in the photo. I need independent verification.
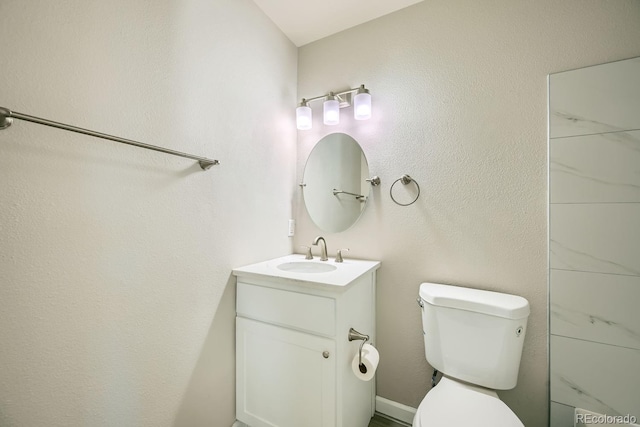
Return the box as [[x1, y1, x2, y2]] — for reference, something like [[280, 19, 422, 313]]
[[322, 351, 330, 359]]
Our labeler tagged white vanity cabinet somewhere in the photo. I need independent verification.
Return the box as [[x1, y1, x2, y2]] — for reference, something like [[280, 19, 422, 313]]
[[233, 255, 380, 427]]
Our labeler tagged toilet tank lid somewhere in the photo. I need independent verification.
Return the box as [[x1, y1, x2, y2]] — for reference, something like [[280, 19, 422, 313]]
[[419, 282, 530, 319]]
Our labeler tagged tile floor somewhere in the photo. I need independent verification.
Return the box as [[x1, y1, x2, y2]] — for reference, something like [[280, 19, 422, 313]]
[[369, 413, 411, 427]]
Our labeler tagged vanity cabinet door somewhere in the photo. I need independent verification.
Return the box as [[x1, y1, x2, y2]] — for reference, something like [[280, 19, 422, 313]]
[[236, 317, 337, 427]]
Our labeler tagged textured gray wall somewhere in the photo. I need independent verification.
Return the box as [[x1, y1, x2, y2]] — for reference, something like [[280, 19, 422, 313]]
[[296, 1, 640, 426]]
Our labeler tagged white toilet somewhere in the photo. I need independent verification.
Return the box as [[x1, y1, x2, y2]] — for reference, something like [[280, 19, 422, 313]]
[[413, 282, 530, 426]]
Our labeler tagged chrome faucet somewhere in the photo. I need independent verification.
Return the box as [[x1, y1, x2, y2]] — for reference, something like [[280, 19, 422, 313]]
[[312, 236, 328, 261], [300, 245, 313, 260], [335, 248, 349, 263]]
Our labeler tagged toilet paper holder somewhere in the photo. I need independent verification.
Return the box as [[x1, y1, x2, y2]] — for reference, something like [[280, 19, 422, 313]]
[[348, 327, 370, 370]]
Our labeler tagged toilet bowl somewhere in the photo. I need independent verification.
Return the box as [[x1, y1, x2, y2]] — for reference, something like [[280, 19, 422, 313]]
[[412, 376, 524, 426], [414, 282, 530, 426]]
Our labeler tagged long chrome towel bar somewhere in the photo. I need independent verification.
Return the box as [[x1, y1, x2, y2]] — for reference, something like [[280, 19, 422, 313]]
[[0, 106, 219, 170]]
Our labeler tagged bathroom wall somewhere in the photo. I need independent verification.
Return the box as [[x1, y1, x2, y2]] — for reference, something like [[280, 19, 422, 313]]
[[0, 1, 296, 426], [548, 57, 640, 426], [295, 1, 640, 426]]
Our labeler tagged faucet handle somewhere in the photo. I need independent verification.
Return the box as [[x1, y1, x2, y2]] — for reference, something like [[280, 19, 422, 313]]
[[300, 245, 313, 260], [335, 248, 349, 263]]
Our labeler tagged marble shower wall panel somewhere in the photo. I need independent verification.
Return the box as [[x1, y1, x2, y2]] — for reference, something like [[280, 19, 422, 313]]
[[550, 402, 576, 427], [549, 203, 640, 276], [549, 56, 640, 426], [549, 131, 640, 204], [550, 270, 640, 350], [550, 335, 640, 419], [549, 57, 640, 138]]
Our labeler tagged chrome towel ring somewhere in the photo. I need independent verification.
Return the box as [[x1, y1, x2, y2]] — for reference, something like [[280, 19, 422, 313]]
[[390, 174, 420, 206]]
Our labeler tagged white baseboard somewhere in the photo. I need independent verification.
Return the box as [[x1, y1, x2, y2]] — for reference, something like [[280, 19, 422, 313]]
[[375, 396, 417, 425], [232, 421, 248, 427]]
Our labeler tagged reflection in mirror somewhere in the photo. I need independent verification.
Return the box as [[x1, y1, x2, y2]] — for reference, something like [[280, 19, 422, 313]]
[[303, 133, 369, 233]]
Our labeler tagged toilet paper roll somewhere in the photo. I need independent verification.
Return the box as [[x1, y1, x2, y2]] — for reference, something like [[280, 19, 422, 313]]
[[351, 343, 379, 381]]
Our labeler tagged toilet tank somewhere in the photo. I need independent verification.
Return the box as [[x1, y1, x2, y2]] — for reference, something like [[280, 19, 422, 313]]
[[418, 282, 530, 390]]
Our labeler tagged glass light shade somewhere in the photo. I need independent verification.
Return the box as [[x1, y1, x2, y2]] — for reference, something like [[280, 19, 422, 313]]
[[353, 92, 372, 120], [323, 99, 340, 125], [296, 105, 312, 130]]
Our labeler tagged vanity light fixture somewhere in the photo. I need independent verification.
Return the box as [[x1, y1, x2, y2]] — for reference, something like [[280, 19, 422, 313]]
[[323, 92, 340, 125], [353, 86, 371, 120], [296, 99, 312, 130], [296, 84, 372, 130]]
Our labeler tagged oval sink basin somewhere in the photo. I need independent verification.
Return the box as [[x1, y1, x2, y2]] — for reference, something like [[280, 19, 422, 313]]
[[276, 261, 337, 274]]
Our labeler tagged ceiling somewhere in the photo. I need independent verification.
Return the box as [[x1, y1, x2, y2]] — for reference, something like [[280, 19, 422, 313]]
[[251, 0, 425, 47]]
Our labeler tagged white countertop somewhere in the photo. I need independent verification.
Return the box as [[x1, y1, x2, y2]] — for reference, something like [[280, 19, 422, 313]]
[[232, 254, 381, 289]]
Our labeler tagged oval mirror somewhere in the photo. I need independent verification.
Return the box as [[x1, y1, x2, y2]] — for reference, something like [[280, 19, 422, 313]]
[[302, 133, 370, 233]]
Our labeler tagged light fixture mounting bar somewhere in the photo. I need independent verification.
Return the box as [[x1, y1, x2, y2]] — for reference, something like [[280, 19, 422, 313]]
[[299, 85, 367, 107]]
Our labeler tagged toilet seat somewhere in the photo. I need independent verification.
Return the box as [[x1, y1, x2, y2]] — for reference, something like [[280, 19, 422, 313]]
[[412, 376, 524, 427]]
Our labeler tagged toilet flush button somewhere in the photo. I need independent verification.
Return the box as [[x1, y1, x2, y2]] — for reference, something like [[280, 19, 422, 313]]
[[516, 326, 523, 336]]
